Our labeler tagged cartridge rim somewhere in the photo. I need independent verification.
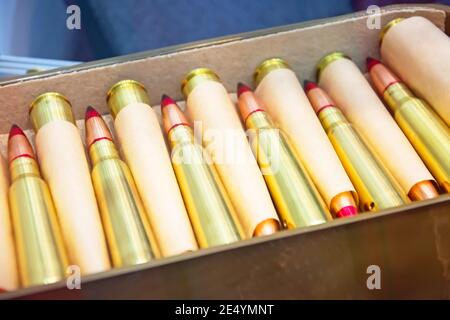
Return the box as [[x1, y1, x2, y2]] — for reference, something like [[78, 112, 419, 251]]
[[181, 68, 220, 98], [106, 79, 150, 118], [29, 92, 70, 114], [254, 58, 290, 86], [316, 52, 350, 81], [29, 92, 75, 131], [379, 18, 404, 44]]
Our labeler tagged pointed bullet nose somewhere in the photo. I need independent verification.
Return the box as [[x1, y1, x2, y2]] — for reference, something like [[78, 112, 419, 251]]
[[303, 80, 318, 93], [85, 106, 101, 121], [366, 57, 381, 72], [237, 82, 252, 98], [8, 124, 25, 140], [161, 94, 176, 108]]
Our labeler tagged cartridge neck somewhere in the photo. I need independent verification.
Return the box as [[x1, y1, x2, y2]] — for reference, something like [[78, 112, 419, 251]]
[[168, 124, 194, 149], [317, 106, 348, 133], [245, 110, 273, 130], [29, 93, 75, 131], [10, 157, 41, 182], [89, 139, 119, 166], [383, 82, 413, 113]]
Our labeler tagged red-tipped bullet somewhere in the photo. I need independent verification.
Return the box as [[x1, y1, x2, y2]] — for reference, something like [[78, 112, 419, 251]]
[[8, 124, 26, 140], [336, 205, 358, 218], [366, 57, 381, 72], [85, 106, 101, 121], [161, 94, 176, 108], [8, 124, 35, 163], [303, 80, 318, 93], [237, 82, 252, 98], [85, 106, 113, 148], [161, 95, 191, 134]]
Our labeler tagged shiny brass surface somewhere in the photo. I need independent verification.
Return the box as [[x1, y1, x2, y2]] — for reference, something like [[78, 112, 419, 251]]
[[89, 139, 155, 267], [379, 17, 404, 43], [384, 83, 450, 193], [181, 68, 220, 98], [9, 157, 68, 287], [106, 80, 150, 118], [316, 52, 350, 81], [319, 107, 408, 211], [29, 92, 75, 131], [246, 111, 330, 228], [168, 125, 243, 247], [253, 58, 290, 86]]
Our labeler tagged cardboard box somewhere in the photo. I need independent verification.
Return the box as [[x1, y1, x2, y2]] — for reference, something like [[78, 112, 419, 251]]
[[1, 4, 449, 299]]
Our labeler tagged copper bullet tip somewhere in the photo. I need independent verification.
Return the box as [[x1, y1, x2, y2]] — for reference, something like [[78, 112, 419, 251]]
[[237, 82, 252, 98], [8, 124, 35, 163], [367, 59, 400, 94], [305, 83, 336, 114], [303, 80, 318, 93], [161, 97, 190, 134], [161, 94, 176, 108], [85, 106, 113, 147], [253, 218, 280, 237], [366, 57, 381, 72], [85, 106, 101, 121], [9, 124, 26, 141]]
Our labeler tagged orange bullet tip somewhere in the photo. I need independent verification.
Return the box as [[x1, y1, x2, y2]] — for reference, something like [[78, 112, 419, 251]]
[[8, 124, 26, 140], [366, 57, 381, 72], [237, 82, 252, 98], [303, 80, 318, 93], [161, 94, 176, 108], [85, 106, 101, 121]]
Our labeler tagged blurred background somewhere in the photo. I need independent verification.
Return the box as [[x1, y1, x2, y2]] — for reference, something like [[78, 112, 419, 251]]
[[0, 0, 448, 77]]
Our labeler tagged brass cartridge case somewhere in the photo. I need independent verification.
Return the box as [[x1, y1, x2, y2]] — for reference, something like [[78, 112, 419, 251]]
[[9, 156, 68, 287], [319, 107, 408, 211], [246, 111, 330, 228], [168, 125, 243, 248], [89, 139, 155, 267], [383, 83, 450, 193]]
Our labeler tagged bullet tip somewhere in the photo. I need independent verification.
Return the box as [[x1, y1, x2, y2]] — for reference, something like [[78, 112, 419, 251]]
[[366, 57, 381, 72], [85, 106, 101, 121], [237, 82, 252, 98], [337, 205, 358, 218], [8, 124, 25, 140], [303, 80, 318, 93], [161, 94, 176, 108]]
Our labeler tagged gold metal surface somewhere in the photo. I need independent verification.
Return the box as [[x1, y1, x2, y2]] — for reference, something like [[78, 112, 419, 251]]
[[9, 157, 68, 287], [408, 180, 440, 201], [253, 58, 290, 86], [168, 125, 243, 247], [89, 139, 155, 267], [29, 92, 75, 131], [181, 68, 220, 98], [246, 111, 330, 228], [383, 83, 450, 193], [316, 52, 350, 81], [319, 107, 408, 211], [380, 17, 404, 43], [106, 80, 150, 118]]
